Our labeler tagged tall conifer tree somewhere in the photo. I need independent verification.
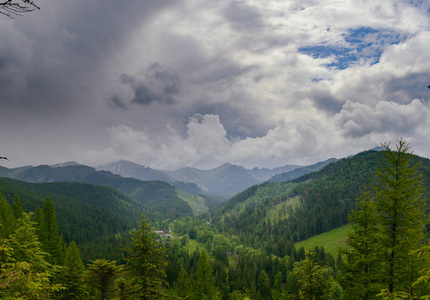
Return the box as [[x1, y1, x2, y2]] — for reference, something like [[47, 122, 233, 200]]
[[126, 213, 166, 299], [86, 259, 122, 300], [176, 266, 193, 298], [194, 250, 219, 300], [374, 139, 427, 293], [5, 212, 61, 298], [341, 139, 428, 297], [11, 195, 23, 220], [0, 190, 14, 238], [339, 190, 383, 299], [42, 197, 62, 265], [294, 251, 324, 300], [55, 241, 87, 299]]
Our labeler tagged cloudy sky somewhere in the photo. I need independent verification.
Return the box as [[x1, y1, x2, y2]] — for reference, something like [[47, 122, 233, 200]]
[[1, 0, 429, 170]]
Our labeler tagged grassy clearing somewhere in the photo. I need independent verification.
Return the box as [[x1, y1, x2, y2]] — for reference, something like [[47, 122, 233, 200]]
[[182, 238, 205, 253], [295, 223, 352, 256], [177, 190, 208, 216]]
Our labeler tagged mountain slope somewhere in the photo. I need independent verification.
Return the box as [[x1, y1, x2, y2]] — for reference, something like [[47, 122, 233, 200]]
[[0, 177, 143, 245], [213, 150, 430, 258], [1, 165, 193, 220], [269, 158, 337, 182]]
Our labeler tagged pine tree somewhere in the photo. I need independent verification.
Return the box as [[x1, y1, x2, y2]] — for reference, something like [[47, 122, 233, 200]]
[[11, 194, 23, 220], [33, 206, 45, 242], [176, 266, 193, 298], [126, 213, 166, 299], [374, 139, 427, 293], [55, 241, 87, 299], [341, 139, 428, 298], [194, 250, 220, 300], [293, 251, 324, 300], [3, 212, 61, 298], [41, 197, 62, 265], [86, 259, 123, 300], [339, 190, 383, 299], [257, 270, 271, 299], [9, 212, 49, 271], [0, 190, 15, 238]]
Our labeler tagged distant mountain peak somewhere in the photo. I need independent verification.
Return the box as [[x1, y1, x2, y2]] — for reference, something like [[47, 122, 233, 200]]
[[50, 161, 81, 168], [370, 146, 385, 152]]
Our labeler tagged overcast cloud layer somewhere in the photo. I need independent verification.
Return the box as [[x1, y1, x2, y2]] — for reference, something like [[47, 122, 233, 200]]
[[1, 0, 429, 169]]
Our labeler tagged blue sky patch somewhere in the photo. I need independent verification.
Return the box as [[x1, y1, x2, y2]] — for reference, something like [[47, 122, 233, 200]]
[[299, 27, 407, 70]]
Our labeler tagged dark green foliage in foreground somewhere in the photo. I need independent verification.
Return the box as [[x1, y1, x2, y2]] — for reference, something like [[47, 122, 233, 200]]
[[41, 197, 63, 265], [1, 202, 167, 300], [193, 250, 219, 299], [125, 214, 167, 299], [54, 241, 87, 300], [86, 259, 123, 300], [0, 212, 62, 299], [340, 140, 430, 299]]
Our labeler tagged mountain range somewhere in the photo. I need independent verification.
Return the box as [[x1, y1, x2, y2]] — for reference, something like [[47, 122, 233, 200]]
[[99, 161, 307, 197], [0, 157, 339, 202]]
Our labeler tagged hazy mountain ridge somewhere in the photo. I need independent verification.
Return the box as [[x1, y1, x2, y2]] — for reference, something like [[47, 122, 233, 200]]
[[100, 161, 302, 197], [97, 160, 176, 183], [269, 158, 338, 182]]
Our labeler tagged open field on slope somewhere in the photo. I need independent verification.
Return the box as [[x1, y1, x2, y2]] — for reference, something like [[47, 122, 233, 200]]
[[177, 190, 208, 216], [295, 223, 352, 255]]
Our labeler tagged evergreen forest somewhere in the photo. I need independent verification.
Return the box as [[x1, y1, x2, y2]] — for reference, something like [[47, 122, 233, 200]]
[[2, 140, 430, 299]]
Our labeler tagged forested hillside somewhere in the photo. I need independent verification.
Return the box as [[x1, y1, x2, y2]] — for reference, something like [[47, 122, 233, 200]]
[[0, 178, 142, 248], [0, 165, 194, 220], [213, 149, 430, 257]]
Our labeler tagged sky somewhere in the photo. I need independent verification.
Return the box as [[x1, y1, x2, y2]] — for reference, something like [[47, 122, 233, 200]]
[[1, 0, 430, 170]]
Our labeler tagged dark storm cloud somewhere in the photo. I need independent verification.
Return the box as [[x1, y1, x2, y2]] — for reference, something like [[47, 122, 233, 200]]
[[119, 63, 180, 106], [0, 0, 178, 114], [385, 72, 430, 103], [222, 1, 264, 31]]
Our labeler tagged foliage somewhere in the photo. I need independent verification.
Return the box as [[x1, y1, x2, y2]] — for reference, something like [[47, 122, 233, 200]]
[[0, 212, 62, 299], [339, 190, 384, 299], [194, 250, 220, 300], [293, 251, 325, 299], [53, 241, 87, 299], [374, 140, 427, 293], [41, 197, 63, 265], [0, 178, 142, 261], [176, 266, 193, 298], [125, 214, 167, 299], [85, 259, 123, 300], [341, 139, 429, 298]]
